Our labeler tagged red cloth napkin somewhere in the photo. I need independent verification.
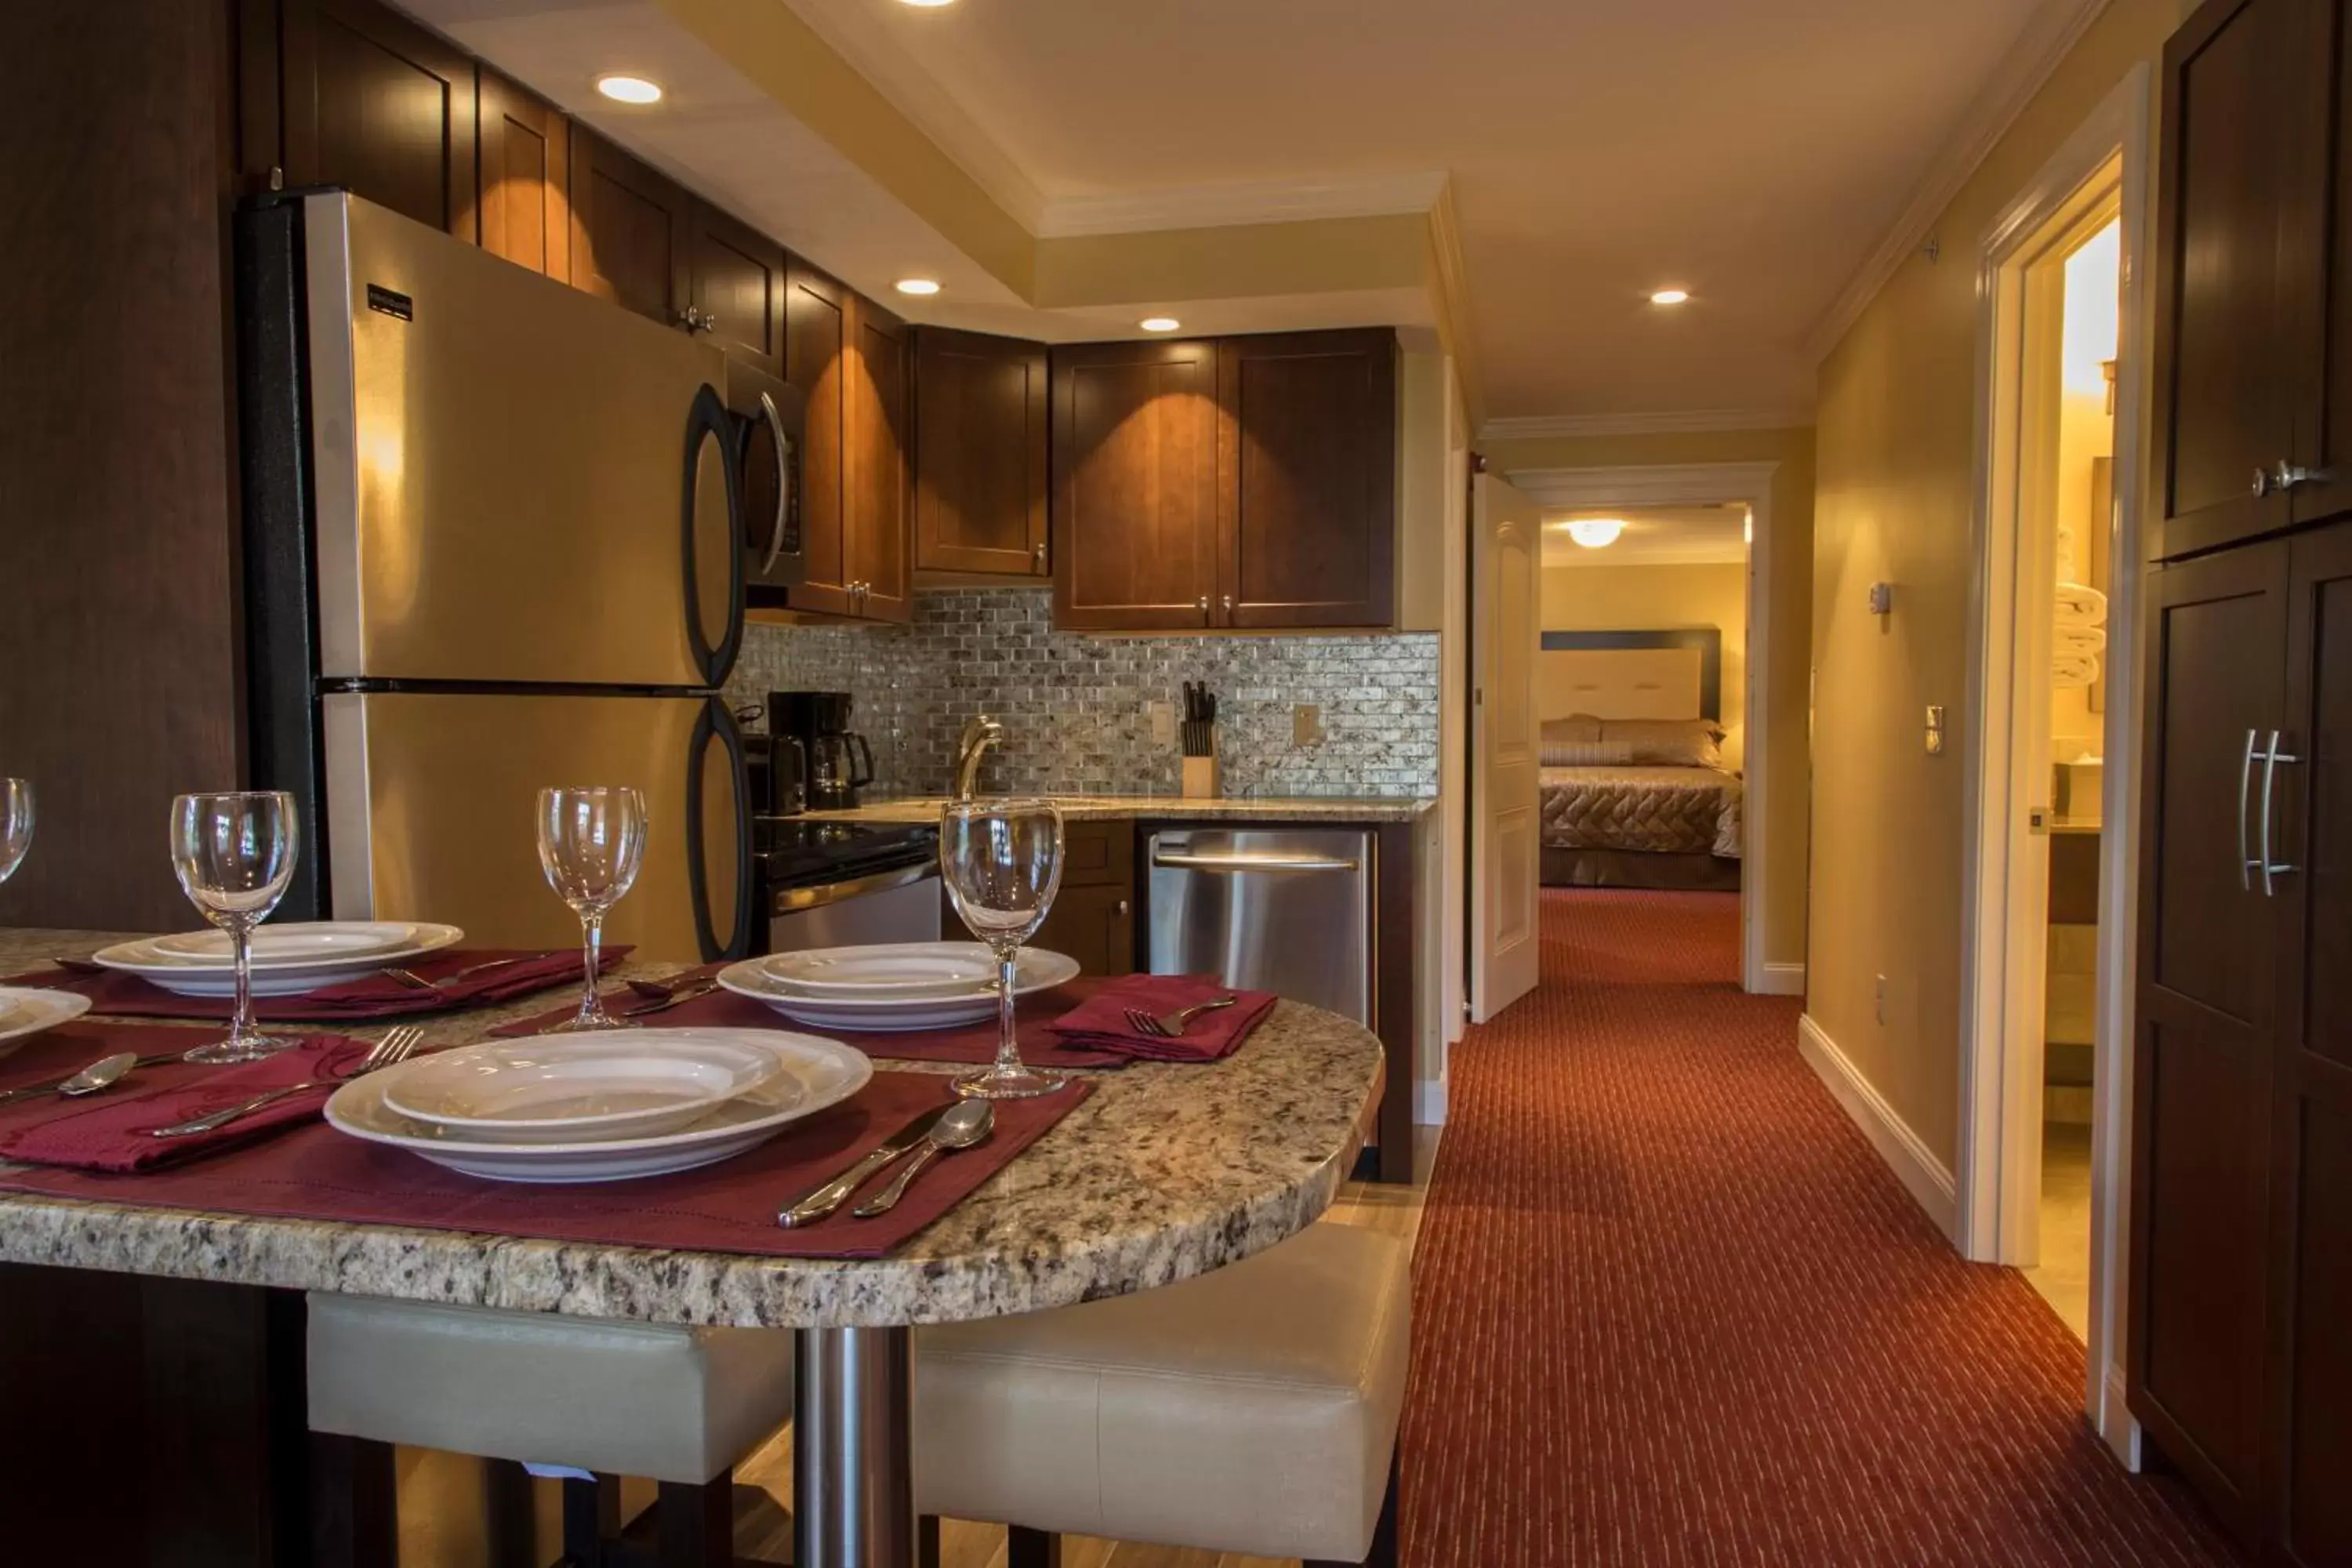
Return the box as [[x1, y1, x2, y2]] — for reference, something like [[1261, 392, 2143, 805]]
[[4, 946, 629, 1022], [1047, 973, 1276, 1062], [0, 1033, 376, 1172]]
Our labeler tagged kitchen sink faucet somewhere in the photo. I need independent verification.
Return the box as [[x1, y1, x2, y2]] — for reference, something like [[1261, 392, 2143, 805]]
[[954, 714, 1004, 800]]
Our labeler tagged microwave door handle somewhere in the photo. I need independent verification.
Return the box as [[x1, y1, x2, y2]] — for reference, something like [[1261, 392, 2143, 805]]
[[757, 390, 792, 576]]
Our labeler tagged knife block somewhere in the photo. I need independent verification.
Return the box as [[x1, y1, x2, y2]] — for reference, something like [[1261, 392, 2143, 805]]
[[1181, 741, 1221, 800]]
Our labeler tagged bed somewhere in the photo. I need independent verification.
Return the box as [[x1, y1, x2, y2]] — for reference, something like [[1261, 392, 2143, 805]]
[[1537, 630, 1743, 891]]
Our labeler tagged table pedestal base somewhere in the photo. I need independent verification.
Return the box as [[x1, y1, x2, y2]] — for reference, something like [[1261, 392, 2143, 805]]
[[794, 1326, 916, 1568]]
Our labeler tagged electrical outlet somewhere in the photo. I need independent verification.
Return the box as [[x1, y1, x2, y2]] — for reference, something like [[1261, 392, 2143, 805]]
[[1875, 975, 1888, 1027], [1149, 702, 1176, 746], [1294, 703, 1323, 746]]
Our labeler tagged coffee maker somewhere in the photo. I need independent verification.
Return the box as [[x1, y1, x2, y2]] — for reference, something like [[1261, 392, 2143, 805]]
[[768, 691, 875, 811]]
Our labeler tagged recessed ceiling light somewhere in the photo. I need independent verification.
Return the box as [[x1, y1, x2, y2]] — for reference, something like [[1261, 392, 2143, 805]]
[[899, 0, 958, 7], [1138, 316, 1181, 333], [1650, 289, 1690, 306], [595, 74, 663, 105], [895, 278, 942, 296], [1566, 518, 1628, 549]]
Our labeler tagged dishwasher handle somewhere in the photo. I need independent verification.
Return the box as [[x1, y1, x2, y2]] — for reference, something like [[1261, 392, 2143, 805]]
[[1150, 849, 1361, 873]]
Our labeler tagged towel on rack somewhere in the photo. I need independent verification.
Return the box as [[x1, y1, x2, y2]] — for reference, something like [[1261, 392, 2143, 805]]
[[2055, 652, 2101, 689], [2055, 582, 2108, 627], [2056, 622, 2107, 657]]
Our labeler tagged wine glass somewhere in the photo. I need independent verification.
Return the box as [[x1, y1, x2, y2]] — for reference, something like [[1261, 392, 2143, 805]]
[[169, 791, 299, 1065], [0, 779, 31, 885], [939, 798, 1067, 1099], [535, 786, 647, 1032]]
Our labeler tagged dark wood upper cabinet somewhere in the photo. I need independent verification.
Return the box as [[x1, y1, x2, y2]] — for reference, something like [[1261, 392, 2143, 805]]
[[913, 328, 1050, 577], [567, 125, 690, 329], [1217, 328, 1397, 629], [1051, 339, 1222, 631], [280, 0, 477, 238], [475, 70, 568, 281], [688, 201, 787, 379], [849, 298, 913, 623], [782, 262, 855, 619]]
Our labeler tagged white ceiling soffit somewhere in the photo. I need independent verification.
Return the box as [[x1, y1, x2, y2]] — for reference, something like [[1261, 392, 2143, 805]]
[[1482, 406, 1815, 442], [1805, 0, 2114, 364]]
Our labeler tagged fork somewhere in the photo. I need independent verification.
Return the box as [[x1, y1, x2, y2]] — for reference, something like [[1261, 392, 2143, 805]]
[[150, 1026, 425, 1139], [385, 953, 549, 993], [1122, 996, 1239, 1039]]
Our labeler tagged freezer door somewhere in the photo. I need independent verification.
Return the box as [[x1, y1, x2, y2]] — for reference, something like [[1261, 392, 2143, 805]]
[[1145, 829, 1372, 1024], [304, 193, 742, 687], [322, 691, 750, 963]]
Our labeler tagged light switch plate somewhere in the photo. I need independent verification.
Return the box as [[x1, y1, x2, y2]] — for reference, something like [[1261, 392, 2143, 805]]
[[1148, 702, 1176, 746], [1294, 703, 1323, 745]]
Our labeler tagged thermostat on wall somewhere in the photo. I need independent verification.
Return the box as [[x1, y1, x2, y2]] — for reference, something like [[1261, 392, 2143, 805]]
[[1867, 582, 1893, 615]]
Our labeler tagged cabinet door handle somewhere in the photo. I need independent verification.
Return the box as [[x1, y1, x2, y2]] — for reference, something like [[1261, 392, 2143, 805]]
[[2273, 459, 2332, 492], [2239, 728, 2259, 891], [2252, 467, 2272, 498], [1196, 594, 1210, 624], [1220, 593, 1234, 619], [2259, 728, 2302, 896], [1115, 898, 1129, 917], [1033, 542, 1047, 571]]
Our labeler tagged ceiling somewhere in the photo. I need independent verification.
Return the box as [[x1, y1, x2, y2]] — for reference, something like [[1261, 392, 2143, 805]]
[[408, 0, 2062, 423], [1541, 505, 1750, 567], [782, 0, 2053, 421]]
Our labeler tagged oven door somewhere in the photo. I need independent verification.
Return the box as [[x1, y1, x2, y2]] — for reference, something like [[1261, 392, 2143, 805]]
[[728, 359, 807, 590]]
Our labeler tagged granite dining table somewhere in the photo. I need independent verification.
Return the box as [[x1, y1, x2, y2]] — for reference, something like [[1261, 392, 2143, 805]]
[[0, 927, 1385, 1568]]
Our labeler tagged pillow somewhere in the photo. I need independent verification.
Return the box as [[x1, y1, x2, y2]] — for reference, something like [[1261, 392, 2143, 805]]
[[1596, 717, 1726, 768], [1541, 739, 1635, 768], [1540, 714, 1602, 743]]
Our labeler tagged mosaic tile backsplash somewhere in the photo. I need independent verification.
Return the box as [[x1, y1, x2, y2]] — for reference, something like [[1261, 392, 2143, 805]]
[[724, 588, 1439, 800]]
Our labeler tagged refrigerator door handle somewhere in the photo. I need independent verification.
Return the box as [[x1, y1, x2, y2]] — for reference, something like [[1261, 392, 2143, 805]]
[[685, 697, 755, 962], [682, 383, 746, 688]]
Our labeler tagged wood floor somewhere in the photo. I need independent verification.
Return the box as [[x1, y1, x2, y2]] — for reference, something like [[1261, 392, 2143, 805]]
[[387, 1127, 1435, 1567]]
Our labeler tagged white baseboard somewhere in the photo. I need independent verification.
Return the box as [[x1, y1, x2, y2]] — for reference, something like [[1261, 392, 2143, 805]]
[[1414, 1080, 1447, 1126], [1796, 1013, 1958, 1241], [1754, 961, 1806, 996], [2099, 1363, 2141, 1469]]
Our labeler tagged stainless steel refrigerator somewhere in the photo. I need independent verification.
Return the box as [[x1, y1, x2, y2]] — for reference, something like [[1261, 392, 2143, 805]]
[[237, 191, 790, 960]]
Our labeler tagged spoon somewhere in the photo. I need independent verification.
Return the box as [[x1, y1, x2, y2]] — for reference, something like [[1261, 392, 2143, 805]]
[[851, 1100, 994, 1218], [0, 1051, 141, 1107]]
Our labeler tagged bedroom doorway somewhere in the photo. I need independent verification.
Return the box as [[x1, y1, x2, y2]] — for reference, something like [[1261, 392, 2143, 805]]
[[1495, 462, 1781, 995]]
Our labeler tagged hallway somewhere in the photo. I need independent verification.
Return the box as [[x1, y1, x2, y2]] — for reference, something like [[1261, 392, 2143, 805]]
[[1399, 890, 2241, 1566]]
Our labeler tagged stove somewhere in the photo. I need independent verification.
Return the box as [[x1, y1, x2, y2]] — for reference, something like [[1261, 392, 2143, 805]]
[[752, 816, 938, 893]]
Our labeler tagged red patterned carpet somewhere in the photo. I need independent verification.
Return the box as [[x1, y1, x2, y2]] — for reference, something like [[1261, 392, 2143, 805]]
[[1396, 889, 2242, 1567]]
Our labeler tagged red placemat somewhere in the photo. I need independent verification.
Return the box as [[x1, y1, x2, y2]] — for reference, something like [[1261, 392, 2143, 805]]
[[494, 966, 1133, 1069], [3, 946, 630, 1022], [0, 1024, 374, 1171], [0, 1067, 1091, 1260]]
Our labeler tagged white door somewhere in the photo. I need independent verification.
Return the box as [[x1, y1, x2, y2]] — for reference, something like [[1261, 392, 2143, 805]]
[[1472, 473, 1541, 1020]]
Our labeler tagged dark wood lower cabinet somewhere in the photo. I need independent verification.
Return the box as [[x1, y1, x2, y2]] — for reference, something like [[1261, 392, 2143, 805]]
[[1014, 821, 1135, 976], [2131, 520, 2352, 1559]]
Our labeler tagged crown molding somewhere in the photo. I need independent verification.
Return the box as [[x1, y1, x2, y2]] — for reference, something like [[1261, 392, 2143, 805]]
[[1480, 407, 1813, 441], [1805, 0, 2112, 365], [1421, 179, 1484, 431], [774, 0, 1047, 232], [1033, 170, 1452, 238]]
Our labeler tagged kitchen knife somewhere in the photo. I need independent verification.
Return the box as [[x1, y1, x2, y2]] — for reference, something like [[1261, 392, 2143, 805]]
[[776, 1103, 955, 1227]]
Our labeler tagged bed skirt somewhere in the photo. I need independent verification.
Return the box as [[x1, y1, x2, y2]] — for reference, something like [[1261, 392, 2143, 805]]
[[1541, 846, 1743, 892]]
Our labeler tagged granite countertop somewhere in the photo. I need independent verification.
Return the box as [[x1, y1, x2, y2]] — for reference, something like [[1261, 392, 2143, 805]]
[[0, 929, 1381, 1330], [808, 793, 1436, 826]]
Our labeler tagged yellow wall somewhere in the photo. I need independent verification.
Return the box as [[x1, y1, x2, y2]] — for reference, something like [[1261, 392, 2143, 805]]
[[1809, 0, 2180, 1167], [1541, 561, 1750, 771], [1484, 426, 1813, 971]]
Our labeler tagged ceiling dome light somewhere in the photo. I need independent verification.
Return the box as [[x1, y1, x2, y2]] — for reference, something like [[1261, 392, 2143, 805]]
[[894, 278, 942, 296], [1650, 289, 1690, 306], [595, 74, 663, 105], [1566, 518, 1628, 549], [1138, 316, 1181, 333]]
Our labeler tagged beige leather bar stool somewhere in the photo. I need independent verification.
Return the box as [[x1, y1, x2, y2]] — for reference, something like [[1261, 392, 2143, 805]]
[[913, 1222, 1409, 1568], [306, 1294, 797, 1567]]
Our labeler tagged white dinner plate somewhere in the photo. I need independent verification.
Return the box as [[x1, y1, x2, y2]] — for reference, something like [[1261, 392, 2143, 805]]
[[0, 988, 96, 1062], [92, 922, 464, 997], [379, 1030, 788, 1145], [326, 1029, 873, 1184], [147, 922, 423, 964], [715, 948, 1080, 1033], [758, 942, 1005, 997]]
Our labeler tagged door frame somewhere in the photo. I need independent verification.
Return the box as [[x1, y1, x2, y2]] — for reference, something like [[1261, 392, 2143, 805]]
[[1956, 64, 2149, 1461], [1506, 459, 1782, 996]]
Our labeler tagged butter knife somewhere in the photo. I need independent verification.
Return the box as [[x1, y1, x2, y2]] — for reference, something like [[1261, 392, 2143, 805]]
[[778, 1105, 953, 1228]]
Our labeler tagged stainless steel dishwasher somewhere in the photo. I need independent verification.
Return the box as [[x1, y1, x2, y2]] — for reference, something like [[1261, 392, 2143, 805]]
[[1145, 828, 1372, 1023]]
